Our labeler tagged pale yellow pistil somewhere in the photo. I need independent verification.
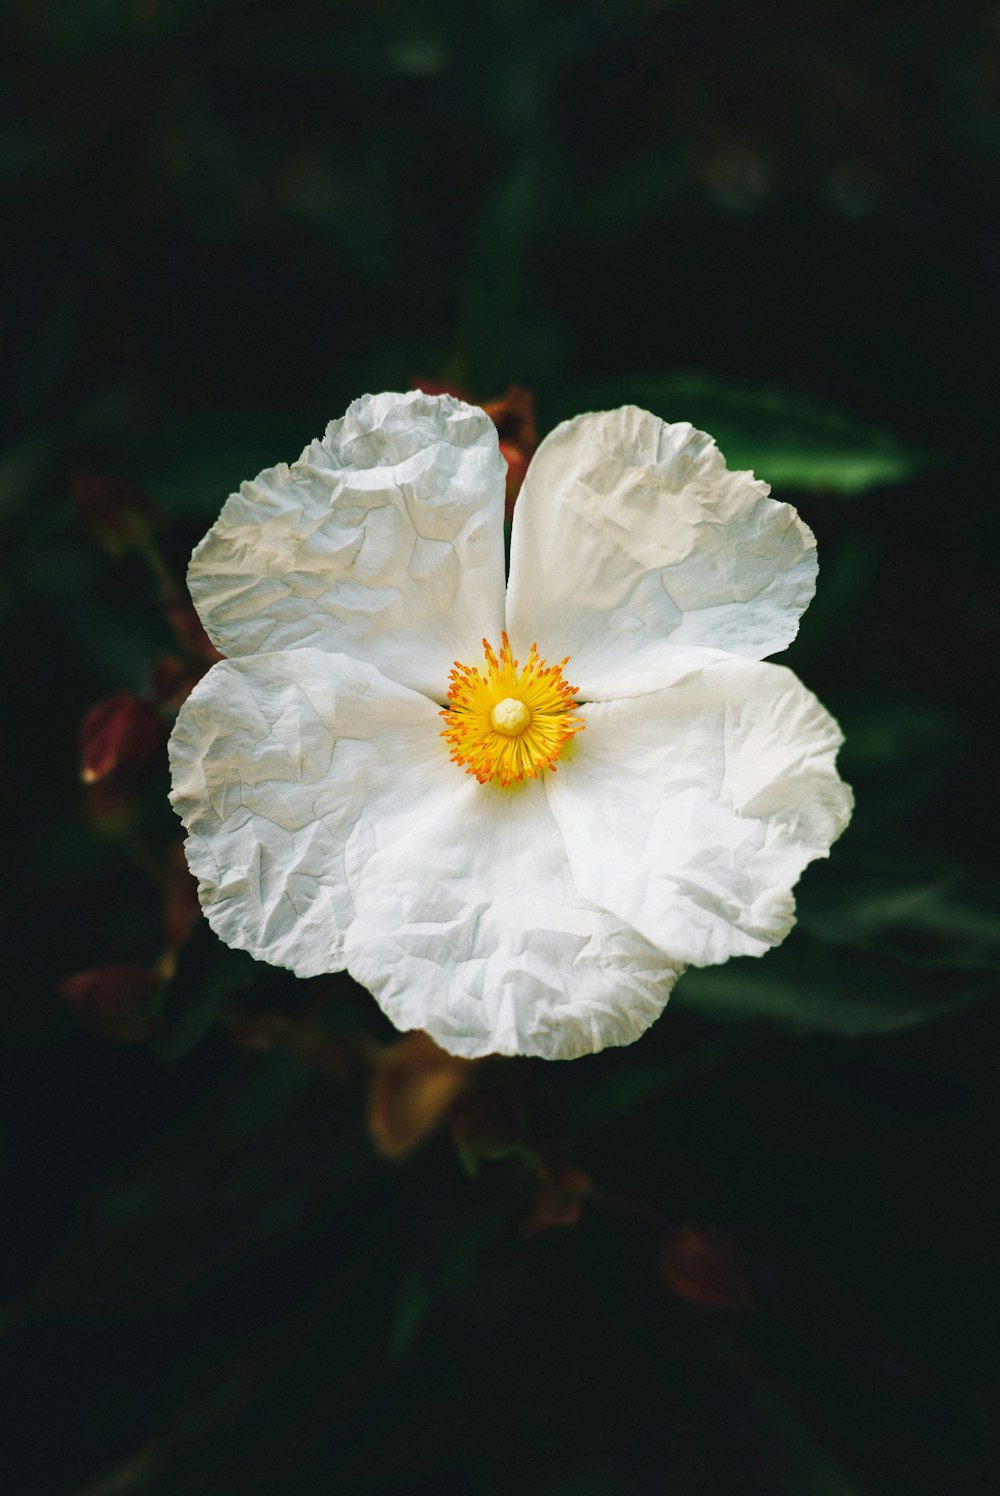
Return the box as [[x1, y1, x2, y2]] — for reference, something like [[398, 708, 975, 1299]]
[[441, 632, 584, 788], [490, 697, 530, 735]]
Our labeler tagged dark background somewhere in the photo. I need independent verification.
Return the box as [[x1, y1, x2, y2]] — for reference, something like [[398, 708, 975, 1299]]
[[3, 2, 1000, 1492]]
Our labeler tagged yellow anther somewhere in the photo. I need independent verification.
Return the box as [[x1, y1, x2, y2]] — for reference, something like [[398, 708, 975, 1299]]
[[440, 633, 583, 788]]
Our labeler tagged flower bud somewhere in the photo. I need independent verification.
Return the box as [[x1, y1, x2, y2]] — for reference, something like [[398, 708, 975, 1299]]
[[163, 598, 222, 665], [481, 386, 537, 518], [480, 385, 536, 448], [522, 1165, 591, 1239], [662, 1222, 754, 1311], [79, 692, 166, 784], [367, 1031, 475, 1161], [59, 963, 162, 1043], [499, 440, 530, 519]]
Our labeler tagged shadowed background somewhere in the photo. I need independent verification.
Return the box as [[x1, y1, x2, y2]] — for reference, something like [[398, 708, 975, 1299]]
[[2, 2, 1000, 1493]]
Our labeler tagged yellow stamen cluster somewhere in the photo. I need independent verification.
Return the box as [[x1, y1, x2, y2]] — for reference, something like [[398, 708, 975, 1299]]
[[441, 633, 584, 787]]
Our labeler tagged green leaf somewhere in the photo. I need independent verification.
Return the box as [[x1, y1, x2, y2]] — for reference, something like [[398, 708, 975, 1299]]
[[388, 1271, 434, 1361], [835, 701, 965, 823], [556, 371, 928, 494], [797, 853, 1000, 972], [575, 1031, 750, 1133], [674, 934, 994, 1038], [673, 848, 1000, 1037], [699, 1335, 868, 1496]]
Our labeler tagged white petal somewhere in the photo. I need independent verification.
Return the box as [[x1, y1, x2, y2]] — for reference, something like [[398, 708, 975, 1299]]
[[168, 649, 452, 976], [188, 392, 507, 698], [343, 779, 682, 1061], [506, 407, 817, 698], [545, 652, 853, 967]]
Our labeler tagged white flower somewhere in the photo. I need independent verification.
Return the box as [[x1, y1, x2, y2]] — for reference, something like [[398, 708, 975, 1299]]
[[168, 391, 852, 1061]]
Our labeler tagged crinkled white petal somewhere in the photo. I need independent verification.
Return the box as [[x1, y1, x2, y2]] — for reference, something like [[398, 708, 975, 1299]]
[[170, 393, 852, 1063], [506, 406, 817, 699], [187, 391, 507, 698], [545, 650, 853, 967], [343, 778, 683, 1061], [168, 649, 453, 976]]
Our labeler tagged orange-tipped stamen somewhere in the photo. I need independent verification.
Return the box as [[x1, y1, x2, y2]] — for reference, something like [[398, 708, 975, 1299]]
[[440, 632, 584, 788]]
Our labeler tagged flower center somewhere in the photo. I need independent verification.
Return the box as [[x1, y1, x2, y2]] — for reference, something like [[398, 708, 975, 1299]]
[[490, 697, 530, 735], [441, 633, 584, 787]]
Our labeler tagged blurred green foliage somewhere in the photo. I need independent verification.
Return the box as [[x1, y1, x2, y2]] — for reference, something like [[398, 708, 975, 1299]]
[[2, 1, 1000, 1493], [562, 373, 929, 494]]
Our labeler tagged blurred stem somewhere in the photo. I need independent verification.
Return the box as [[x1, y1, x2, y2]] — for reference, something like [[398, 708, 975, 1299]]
[[134, 525, 183, 605], [514, 1140, 670, 1234], [584, 1185, 671, 1235], [512, 1140, 548, 1178]]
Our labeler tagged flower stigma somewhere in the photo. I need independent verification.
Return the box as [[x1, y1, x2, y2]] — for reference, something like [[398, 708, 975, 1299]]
[[490, 697, 530, 735], [441, 632, 584, 787]]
